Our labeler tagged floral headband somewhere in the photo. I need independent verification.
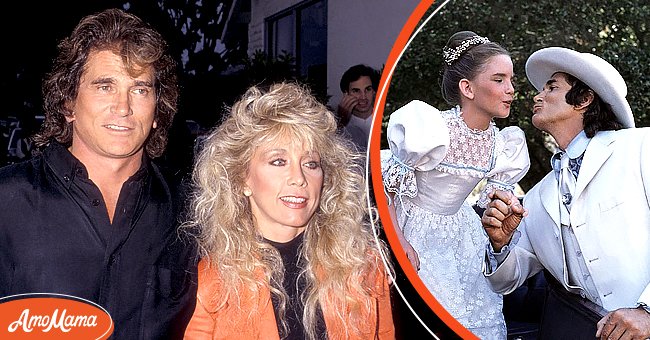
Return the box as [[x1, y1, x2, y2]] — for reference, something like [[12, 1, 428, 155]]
[[442, 36, 490, 65]]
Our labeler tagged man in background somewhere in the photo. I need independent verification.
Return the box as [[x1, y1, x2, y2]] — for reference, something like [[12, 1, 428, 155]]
[[337, 64, 380, 153]]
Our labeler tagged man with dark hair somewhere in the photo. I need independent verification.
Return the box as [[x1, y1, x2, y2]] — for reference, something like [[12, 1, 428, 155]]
[[482, 47, 650, 339], [0, 8, 196, 338], [337, 64, 380, 152]]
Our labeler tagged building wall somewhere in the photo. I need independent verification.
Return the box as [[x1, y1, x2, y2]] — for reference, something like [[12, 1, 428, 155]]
[[248, 0, 304, 54], [248, 0, 423, 108], [327, 1, 421, 108]]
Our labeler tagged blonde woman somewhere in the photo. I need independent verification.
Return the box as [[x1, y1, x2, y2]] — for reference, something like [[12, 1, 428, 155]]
[[183, 82, 394, 339]]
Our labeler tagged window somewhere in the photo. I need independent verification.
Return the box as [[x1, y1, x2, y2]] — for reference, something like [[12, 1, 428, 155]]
[[266, 0, 327, 83]]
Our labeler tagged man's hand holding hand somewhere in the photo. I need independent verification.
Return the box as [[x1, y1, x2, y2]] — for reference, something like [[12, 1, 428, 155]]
[[481, 190, 527, 252]]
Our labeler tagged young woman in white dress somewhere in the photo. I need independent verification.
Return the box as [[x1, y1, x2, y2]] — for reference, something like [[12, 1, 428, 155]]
[[381, 31, 530, 339]]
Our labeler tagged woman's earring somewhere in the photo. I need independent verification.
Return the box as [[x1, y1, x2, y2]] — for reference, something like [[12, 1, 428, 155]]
[[243, 188, 252, 197]]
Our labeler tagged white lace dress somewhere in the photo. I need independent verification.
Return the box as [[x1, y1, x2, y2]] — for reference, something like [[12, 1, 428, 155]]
[[381, 100, 530, 339]]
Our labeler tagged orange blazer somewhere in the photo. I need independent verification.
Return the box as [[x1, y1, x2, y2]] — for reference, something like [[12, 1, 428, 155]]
[[184, 258, 395, 339]]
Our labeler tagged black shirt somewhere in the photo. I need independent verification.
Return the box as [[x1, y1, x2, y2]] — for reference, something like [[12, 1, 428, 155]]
[[267, 233, 326, 340], [0, 142, 197, 339]]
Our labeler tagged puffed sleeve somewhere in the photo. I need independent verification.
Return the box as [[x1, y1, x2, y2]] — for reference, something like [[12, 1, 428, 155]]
[[476, 126, 530, 208], [380, 100, 450, 202]]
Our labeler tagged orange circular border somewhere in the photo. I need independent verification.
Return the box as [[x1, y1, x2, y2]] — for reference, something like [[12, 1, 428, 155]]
[[371, 1, 480, 339]]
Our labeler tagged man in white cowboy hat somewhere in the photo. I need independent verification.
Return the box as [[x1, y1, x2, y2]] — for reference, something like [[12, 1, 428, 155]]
[[481, 46, 650, 339]]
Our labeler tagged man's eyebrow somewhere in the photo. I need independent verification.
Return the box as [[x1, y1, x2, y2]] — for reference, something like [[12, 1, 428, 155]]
[[90, 77, 115, 85], [133, 80, 154, 87], [88, 77, 153, 87], [545, 79, 558, 86]]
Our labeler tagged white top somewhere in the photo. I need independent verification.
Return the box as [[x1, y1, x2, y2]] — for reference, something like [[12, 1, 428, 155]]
[[381, 100, 530, 214], [379, 100, 530, 339], [343, 114, 373, 151]]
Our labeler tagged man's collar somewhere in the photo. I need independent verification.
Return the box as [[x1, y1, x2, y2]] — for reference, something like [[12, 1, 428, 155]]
[[44, 141, 149, 182], [565, 130, 590, 158]]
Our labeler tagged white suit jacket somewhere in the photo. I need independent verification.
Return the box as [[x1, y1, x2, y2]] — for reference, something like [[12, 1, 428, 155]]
[[485, 128, 650, 311]]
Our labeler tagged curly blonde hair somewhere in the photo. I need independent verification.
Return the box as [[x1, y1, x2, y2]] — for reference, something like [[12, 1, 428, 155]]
[[183, 82, 389, 339]]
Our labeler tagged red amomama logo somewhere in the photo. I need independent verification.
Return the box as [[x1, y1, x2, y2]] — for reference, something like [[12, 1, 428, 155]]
[[0, 293, 114, 339]]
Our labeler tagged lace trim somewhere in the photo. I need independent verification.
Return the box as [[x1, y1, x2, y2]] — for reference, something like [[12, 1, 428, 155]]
[[476, 178, 515, 208], [435, 107, 497, 178], [396, 200, 507, 337], [381, 153, 417, 206], [434, 163, 487, 178]]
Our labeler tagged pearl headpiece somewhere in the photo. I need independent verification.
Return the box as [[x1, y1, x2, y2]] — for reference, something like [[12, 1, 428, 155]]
[[442, 36, 490, 65]]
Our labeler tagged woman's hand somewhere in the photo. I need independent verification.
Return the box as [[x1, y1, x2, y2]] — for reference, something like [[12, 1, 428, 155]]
[[386, 194, 421, 271], [481, 190, 527, 252], [399, 236, 420, 271]]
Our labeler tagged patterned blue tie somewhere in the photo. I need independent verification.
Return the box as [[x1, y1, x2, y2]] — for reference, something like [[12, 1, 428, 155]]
[[552, 151, 576, 207], [569, 153, 583, 178]]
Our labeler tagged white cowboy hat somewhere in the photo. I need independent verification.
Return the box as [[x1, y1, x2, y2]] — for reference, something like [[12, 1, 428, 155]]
[[525, 47, 635, 128]]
